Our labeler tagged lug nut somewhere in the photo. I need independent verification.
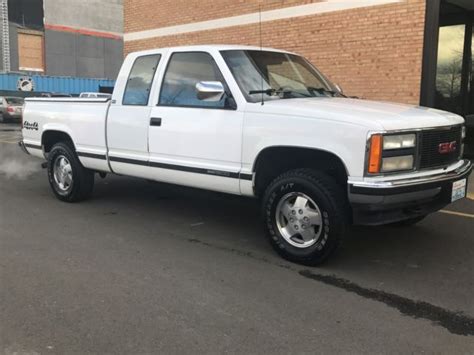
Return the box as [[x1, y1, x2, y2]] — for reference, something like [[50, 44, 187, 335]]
[[294, 225, 299, 230], [292, 210, 296, 215], [299, 209, 303, 214], [304, 217, 309, 222]]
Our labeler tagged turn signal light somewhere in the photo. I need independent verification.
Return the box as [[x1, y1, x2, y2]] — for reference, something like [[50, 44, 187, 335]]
[[368, 134, 382, 174]]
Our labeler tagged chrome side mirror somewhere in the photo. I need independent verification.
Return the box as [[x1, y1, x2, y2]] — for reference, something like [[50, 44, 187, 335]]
[[196, 81, 225, 102]]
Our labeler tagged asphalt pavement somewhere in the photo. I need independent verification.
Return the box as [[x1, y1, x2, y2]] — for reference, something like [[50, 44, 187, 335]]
[[1, 124, 473, 354]]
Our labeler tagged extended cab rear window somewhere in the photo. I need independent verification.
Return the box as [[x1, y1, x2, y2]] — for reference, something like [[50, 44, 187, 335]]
[[123, 54, 161, 106]]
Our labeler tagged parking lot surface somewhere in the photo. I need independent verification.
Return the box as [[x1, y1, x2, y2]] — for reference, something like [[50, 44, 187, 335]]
[[1, 124, 474, 354]]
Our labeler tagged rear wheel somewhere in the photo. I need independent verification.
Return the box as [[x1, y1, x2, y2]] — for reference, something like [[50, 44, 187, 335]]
[[47, 142, 94, 202], [262, 169, 349, 265]]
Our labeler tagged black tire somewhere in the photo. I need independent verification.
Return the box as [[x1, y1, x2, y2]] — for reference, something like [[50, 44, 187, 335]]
[[390, 215, 427, 227], [47, 142, 94, 202], [262, 169, 349, 266]]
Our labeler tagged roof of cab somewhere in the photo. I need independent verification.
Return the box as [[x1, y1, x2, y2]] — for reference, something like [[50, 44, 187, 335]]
[[128, 44, 297, 57]]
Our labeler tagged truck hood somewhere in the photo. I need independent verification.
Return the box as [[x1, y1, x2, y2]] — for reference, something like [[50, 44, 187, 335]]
[[253, 97, 465, 131]]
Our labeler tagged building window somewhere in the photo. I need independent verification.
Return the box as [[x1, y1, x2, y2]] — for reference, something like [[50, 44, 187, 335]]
[[123, 54, 161, 106], [435, 25, 466, 115], [18, 30, 44, 72], [8, 0, 44, 30]]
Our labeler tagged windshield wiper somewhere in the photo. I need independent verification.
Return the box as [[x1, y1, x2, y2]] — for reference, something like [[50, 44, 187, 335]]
[[249, 88, 278, 95], [248, 88, 311, 98], [307, 87, 345, 97]]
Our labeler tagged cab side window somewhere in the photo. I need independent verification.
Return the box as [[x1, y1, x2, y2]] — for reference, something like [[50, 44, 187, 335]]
[[159, 52, 228, 109], [123, 54, 161, 106]]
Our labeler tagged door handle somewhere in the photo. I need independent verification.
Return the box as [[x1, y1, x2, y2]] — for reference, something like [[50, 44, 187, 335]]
[[150, 117, 162, 127]]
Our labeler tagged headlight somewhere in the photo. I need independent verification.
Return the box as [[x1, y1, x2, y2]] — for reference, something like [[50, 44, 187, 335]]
[[383, 134, 416, 150], [368, 133, 416, 174], [381, 155, 414, 172]]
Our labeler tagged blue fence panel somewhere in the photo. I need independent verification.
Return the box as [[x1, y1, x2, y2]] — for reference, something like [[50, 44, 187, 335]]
[[0, 73, 115, 95], [0, 74, 20, 91]]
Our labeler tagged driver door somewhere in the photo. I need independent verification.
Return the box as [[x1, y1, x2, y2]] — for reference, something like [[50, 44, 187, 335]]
[[148, 51, 244, 194]]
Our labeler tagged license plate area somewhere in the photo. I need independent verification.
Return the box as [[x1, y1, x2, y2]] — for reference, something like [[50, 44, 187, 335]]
[[451, 178, 467, 202]]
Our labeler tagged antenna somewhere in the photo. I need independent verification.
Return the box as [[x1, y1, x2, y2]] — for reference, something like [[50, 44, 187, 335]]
[[259, 5, 264, 106]]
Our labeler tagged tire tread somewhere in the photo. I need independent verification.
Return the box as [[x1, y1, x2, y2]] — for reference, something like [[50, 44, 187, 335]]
[[262, 168, 349, 265], [47, 142, 94, 202]]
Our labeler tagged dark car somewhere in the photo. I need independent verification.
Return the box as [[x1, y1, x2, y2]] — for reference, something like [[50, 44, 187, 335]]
[[0, 96, 24, 123]]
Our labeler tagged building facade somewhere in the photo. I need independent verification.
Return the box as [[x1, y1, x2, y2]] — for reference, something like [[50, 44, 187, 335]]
[[3, 0, 123, 79], [43, 0, 123, 79], [124, 0, 473, 155]]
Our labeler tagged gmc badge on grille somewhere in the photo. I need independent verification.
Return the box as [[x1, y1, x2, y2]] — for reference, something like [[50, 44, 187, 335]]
[[438, 141, 457, 154]]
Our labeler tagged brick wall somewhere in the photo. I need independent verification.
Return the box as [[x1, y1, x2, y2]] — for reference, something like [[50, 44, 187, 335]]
[[124, 0, 426, 105], [124, 0, 322, 33]]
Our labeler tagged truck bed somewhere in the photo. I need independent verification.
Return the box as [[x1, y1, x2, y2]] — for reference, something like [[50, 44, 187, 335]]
[[22, 97, 112, 173]]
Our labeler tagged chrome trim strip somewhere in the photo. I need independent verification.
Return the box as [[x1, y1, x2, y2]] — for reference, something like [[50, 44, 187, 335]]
[[25, 97, 110, 103], [367, 123, 463, 136], [349, 159, 472, 189]]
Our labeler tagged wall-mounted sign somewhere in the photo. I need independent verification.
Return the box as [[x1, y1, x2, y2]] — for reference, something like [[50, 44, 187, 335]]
[[17, 76, 35, 92]]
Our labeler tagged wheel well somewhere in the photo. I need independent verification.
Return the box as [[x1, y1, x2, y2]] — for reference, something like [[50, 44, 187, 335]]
[[42, 130, 74, 153], [253, 147, 348, 196]]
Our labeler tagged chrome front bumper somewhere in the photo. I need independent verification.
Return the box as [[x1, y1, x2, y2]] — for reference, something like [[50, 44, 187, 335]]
[[348, 160, 472, 225], [349, 160, 472, 195]]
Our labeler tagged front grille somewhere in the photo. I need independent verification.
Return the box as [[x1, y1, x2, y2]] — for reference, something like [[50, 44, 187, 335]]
[[419, 126, 462, 169]]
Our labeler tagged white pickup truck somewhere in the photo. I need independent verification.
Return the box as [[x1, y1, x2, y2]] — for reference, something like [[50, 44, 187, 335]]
[[20, 45, 472, 265]]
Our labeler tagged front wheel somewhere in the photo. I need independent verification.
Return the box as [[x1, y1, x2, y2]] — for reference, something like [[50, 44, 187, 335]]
[[47, 142, 94, 202], [262, 169, 349, 266]]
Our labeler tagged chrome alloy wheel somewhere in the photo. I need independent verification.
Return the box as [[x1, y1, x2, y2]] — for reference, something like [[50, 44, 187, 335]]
[[53, 155, 73, 192], [275, 192, 323, 248]]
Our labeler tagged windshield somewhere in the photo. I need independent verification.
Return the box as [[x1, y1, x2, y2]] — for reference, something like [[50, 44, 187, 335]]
[[221, 50, 340, 103], [5, 97, 24, 105]]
